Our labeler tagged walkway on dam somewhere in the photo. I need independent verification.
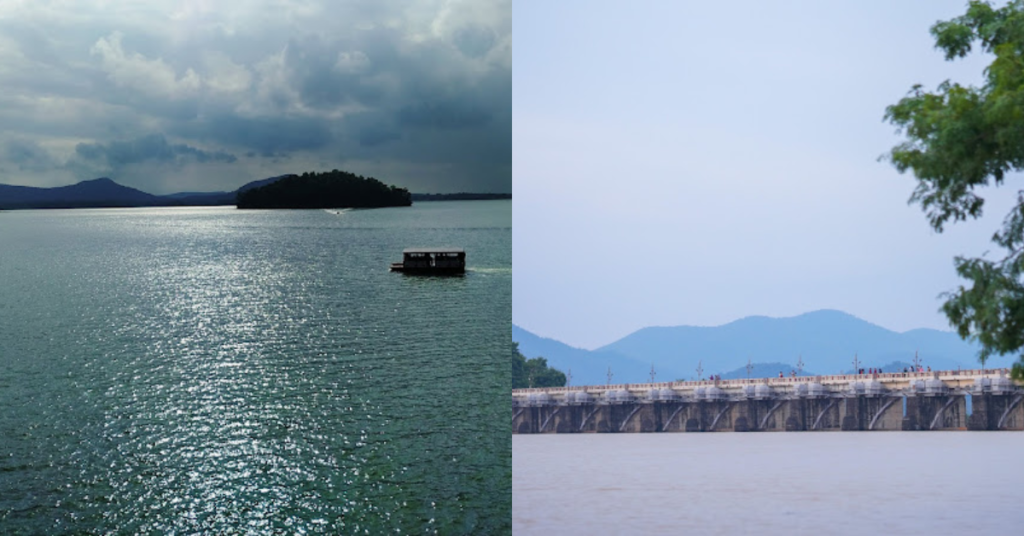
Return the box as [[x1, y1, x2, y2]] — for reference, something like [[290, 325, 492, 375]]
[[513, 367, 1014, 400]]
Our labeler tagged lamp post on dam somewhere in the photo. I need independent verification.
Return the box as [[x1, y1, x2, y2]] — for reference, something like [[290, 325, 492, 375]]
[[512, 368, 1023, 434]]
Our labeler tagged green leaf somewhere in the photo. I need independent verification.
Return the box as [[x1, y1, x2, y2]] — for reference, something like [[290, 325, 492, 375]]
[[886, 0, 1024, 372]]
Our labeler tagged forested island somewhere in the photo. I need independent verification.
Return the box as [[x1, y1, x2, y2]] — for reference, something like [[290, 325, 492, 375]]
[[236, 170, 412, 209]]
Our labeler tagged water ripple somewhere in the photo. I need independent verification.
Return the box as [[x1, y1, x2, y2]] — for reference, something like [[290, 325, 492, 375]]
[[0, 202, 510, 534]]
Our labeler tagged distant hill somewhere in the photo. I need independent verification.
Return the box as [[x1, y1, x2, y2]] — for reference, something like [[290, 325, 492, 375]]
[[0, 178, 161, 209], [716, 361, 917, 381], [596, 310, 996, 374], [513, 310, 1006, 386], [236, 174, 295, 194], [161, 191, 225, 199], [0, 174, 296, 209], [718, 362, 811, 381], [512, 325, 653, 386], [167, 174, 299, 206]]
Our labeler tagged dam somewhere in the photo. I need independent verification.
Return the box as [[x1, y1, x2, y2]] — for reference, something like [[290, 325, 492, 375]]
[[512, 368, 1023, 433]]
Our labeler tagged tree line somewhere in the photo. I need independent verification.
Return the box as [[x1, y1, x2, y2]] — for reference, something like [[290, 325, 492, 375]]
[[513, 342, 566, 389], [885, 0, 1024, 379]]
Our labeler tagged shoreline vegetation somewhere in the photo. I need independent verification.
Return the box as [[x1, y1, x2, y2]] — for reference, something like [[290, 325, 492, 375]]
[[513, 342, 567, 389], [0, 173, 510, 210], [236, 170, 411, 209]]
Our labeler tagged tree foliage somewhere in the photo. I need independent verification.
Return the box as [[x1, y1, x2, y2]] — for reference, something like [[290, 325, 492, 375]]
[[236, 169, 412, 209], [512, 342, 566, 389], [884, 1, 1024, 379]]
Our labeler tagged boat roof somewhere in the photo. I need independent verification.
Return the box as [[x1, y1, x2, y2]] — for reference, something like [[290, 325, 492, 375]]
[[403, 247, 465, 254]]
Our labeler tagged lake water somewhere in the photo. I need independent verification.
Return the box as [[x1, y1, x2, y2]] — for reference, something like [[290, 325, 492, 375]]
[[514, 433, 1024, 535], [0, 201, 510, 534]]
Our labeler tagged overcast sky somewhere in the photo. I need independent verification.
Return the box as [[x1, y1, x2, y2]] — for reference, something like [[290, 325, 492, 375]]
[[0, 0, 510, 194], [514, 1, 1020, 349]]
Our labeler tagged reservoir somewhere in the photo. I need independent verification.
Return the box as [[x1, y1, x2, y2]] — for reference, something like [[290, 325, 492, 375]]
[[0, 201, 510, 534], [514, 433, 1024, 534]]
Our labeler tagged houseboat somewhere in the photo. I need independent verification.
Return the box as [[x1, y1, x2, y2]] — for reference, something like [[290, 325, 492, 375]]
[[390, 247, 466, 274]]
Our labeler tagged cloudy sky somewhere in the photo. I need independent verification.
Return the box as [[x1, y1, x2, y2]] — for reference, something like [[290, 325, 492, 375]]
[[514, 1, 1019, 349], [0, 0, 510, 194]]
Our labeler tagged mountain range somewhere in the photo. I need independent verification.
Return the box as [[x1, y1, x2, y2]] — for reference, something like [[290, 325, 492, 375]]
[[0, 176, 289, 210], [0, 177, 510, 210], [514, 310, 1010, 386]]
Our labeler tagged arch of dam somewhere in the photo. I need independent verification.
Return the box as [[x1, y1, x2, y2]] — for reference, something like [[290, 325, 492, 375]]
[[512, 369, 1024, 434]]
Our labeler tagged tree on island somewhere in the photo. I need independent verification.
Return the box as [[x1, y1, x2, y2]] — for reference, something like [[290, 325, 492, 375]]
[[884, 0, 1024, 379], [236, 169, 412, 209], [513, 342, 566, 389]]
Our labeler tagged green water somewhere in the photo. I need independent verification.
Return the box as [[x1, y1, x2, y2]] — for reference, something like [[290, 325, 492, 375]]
[[0, 201, 511, 534]]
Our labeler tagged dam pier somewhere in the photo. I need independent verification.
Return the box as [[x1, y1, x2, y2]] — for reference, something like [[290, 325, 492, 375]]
[[512, 369, 1022, 433]]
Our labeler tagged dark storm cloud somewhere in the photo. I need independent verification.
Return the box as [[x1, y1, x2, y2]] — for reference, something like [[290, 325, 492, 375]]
[[0, 1, 510, 193], [358, 126, 402, 147], [2, 139, 59, 172], [0, 22, 64, 67], [284, 36, 389, 110], [397, 100, 492, 130], [453, 25, 497, 59], [75, 134, 237, 166], [175, 115, 334, 156], [382, 67, 511, 163]]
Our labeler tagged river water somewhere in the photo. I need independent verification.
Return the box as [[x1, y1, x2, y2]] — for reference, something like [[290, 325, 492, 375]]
[[0, 201, 510, 534], [513, 432, 1024, 534]]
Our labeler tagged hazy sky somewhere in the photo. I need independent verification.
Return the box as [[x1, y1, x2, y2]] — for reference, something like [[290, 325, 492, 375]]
[[514, 1, 1019, 349], [0, 0, 510, 194]]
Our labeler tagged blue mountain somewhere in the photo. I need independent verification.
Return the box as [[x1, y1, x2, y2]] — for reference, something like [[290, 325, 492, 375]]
[[154, 174, 298, 205], [514, 310, 1006, 386], [513, 325, 654, 386], [0, 177, 160, 208], [236, 174, 295, 194], [0, 175, 297, 209]]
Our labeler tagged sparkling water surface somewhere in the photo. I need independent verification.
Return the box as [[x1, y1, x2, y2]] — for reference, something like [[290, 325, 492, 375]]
[[514, 432, 1024, 535], [0, 201, 510, 534]]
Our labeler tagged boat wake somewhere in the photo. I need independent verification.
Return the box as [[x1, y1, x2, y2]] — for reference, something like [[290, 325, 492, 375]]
[[468, 267, 512, 275]]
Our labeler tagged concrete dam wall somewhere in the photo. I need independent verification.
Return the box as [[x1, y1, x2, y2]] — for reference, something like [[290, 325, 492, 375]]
[[512, 369, 1022, 434]]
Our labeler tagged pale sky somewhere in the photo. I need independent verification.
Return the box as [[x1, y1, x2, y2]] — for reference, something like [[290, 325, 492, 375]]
[[513, 1, 1018, 349], [0, 0, 510, 194]]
